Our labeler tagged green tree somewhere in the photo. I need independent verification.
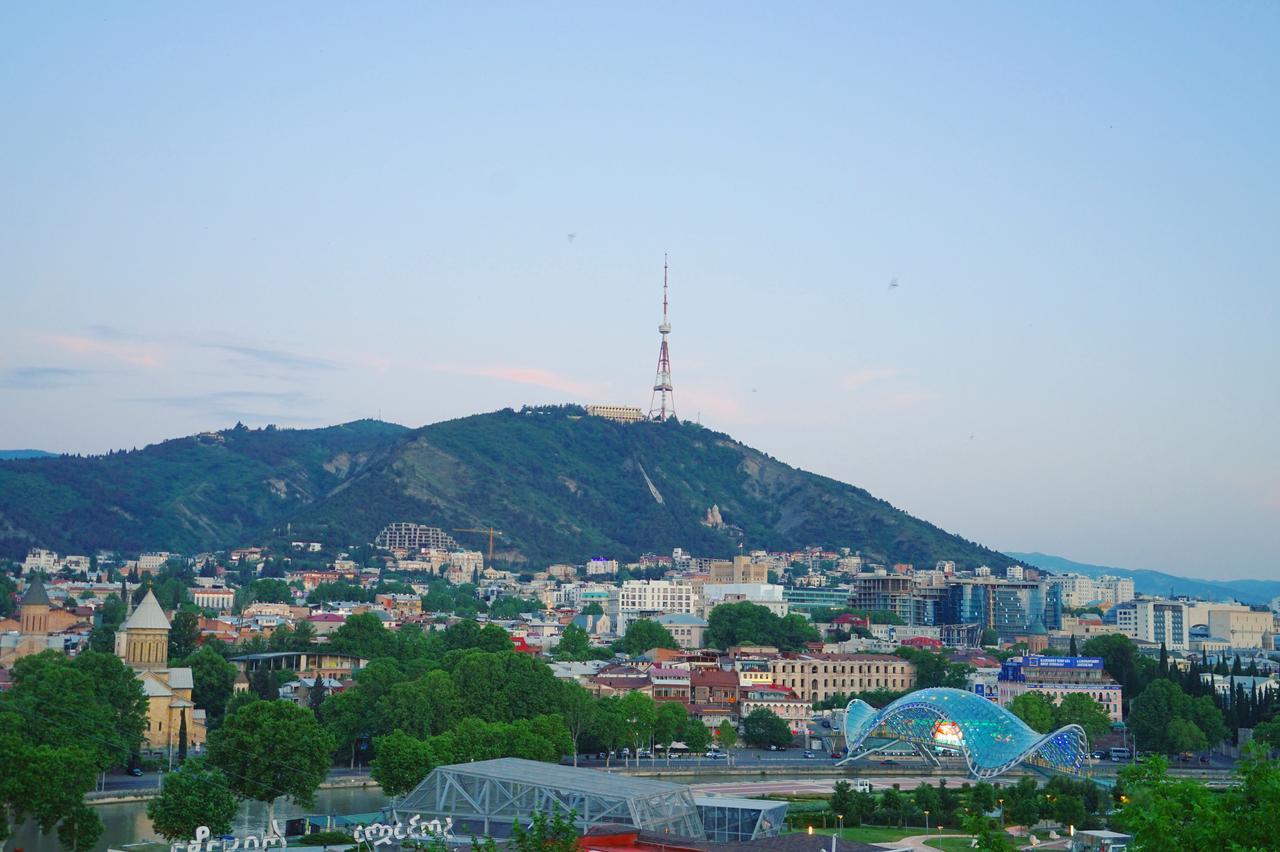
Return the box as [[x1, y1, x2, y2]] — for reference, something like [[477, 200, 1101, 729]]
[[68, 651, 149, 764], [741, 707, 793, 749], [830, 780, 856, 819], [682, 719, 712, 754], [1252, 717, 1280, 751], [178, 646, 238, 727], [329, 612, 396, 659], [556, 681, 596, 766], [145, 757, 239, 841], [1053, 693, 1112, 741], [169, 609, 201, 660], [653, 701, 687, 756], [896, 647, 973, 689], [207, 700, 335, 834], [506, 808, 580, 852], [320, 688, 366, 768], [715, 722, 737, 752], [290, 618, 317, 649], [962, 811, 1016, 851], [969, 781, 997, 814], [1114, 755, 1225, 850], [1221, 742, 1280, 849], [379, 671, 460, 738], [246, 578, 292, 605], [249, 664, 278, 700], [618, 619, 679, 657], [581, 602, 604, 616], [0, 708, 103, 852], [706, 601, 818, 651], [1008, 692, 1056, 733], [555, 623, 593, 661], [980, 628, 1000, 647], [618, 691, 657, 762], [370, 730, 434, 797], [1052, 793, 1086, 832]]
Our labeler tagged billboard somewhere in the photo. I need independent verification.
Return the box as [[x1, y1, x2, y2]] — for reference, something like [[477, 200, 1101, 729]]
[[1027, 656, 1104, 670]]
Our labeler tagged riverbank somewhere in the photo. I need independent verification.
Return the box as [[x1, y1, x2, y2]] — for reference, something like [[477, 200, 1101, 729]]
[[86, 774, 381, 806]]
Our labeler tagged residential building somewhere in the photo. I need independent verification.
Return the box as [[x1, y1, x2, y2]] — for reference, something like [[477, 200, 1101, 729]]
[[21, 548, 59, 575], [229, 650, 368, 681], [768, 653, 916, 704], [738, 684, 811, 733], [374, 523, 461, 552], [137, 552, 174, 574], [586, 558, 618, 577], [1119, 599, 1189, 650], [191, 586, 235, 612], [650, 667, 692, 702], [653, 613, 708, 650], [997, 655, 1123, 722], [616, 580, 699, 616]]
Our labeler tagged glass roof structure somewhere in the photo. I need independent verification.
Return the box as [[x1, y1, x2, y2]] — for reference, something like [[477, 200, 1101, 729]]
[[842, 687, 1089, 780], [396, 758, 705, 839]]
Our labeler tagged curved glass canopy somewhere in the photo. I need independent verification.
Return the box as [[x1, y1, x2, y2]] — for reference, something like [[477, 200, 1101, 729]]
[[842, 687, 1089, 780]]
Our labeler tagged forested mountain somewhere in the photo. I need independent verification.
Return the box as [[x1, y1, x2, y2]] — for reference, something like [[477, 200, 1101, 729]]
[[0, 406, 1018, 569]]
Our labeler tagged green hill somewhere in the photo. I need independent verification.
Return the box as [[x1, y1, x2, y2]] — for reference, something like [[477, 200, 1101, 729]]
[[0, 406, 1017, 569]]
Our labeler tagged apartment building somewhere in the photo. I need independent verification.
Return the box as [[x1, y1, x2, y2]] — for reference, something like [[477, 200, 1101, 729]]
[[616, 580, 699, 615], [1117, 599, 1189, 649], [768, 653, 916, 704], [191, 586, 235, 612]]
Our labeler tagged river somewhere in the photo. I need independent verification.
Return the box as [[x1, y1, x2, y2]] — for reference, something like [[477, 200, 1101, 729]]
[[6, 787, 393, 852]]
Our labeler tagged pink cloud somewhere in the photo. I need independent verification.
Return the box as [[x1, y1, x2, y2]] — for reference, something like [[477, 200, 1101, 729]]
[[841, 367, 903, 391], [431, 363, 605, 398], [45, 334, 161, 367]]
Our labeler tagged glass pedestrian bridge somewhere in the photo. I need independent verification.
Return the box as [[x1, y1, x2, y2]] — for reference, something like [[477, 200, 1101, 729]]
[[841, 687, 1090, 780]]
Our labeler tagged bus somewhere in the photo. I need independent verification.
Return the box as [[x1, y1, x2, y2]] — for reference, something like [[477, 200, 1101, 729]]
[[1110, 747, 1132, 761]]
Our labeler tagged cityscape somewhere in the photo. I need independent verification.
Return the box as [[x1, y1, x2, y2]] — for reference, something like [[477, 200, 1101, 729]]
[[2, 5, 1277, 852]]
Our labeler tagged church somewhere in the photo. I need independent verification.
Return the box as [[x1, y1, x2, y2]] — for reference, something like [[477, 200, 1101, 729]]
[[0, 579, 80, 666], [114, 588, 207, 756]]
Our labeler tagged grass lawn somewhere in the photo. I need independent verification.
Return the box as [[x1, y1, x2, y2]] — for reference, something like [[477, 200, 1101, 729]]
[[797, 825, 965, 843], [925, 838, 978, 851]]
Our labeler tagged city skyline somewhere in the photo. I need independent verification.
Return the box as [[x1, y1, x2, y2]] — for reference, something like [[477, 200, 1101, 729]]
[[1, 4, 1277, 579]]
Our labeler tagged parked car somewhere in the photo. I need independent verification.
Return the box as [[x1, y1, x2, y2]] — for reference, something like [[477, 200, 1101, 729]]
[[129, 767, 143, 777], [803, 750, 815, 759], [705, 750, 727, 760], [1091, 751, 1105, 760], [830, 751, 842, 759], [1199, 755, 1211, 765], [637, 748, 652, 758], [880, 758, 898, 766]]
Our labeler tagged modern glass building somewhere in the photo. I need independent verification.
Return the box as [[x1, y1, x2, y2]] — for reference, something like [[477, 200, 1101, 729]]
[[841, 687, 1090, 780], [693, 795, 788, 842], [946, 579, 1061, 637], [396, 758, 787, 842]]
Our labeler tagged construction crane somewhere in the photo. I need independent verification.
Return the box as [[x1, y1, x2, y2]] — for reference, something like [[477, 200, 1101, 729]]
[[452, 527, 504, 563]]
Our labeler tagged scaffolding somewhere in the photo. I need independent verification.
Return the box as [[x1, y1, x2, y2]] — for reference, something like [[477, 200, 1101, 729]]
[[396, 759, 705, 839]]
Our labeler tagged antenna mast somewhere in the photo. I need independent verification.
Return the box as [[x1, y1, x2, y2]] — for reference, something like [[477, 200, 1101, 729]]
[[649, 255, 676, 421]]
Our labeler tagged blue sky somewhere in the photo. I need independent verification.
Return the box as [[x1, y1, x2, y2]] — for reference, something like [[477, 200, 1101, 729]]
[[1, 4, 1276, 578]]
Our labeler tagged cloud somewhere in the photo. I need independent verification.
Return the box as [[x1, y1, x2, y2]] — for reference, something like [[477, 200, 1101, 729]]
[[136, 390, 318, 409], [0, 366, 90, 390], [46, 333, 161, 367], [841, 367, 904, 391], [86, 324, 145, 341], [206, 344, 338, 371], [431, 363, 605, 397]]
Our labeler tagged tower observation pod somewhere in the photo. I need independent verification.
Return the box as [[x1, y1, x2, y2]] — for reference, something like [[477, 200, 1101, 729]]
[[649, 255, 676, 421]]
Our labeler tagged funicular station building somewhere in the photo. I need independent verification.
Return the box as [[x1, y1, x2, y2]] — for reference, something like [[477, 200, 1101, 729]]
[[840, 687, 1090, 780]]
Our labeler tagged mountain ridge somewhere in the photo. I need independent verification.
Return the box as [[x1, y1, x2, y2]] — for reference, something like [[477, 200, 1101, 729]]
[[1006, 551, 1280, 606], [0, 406, 1019, 569]]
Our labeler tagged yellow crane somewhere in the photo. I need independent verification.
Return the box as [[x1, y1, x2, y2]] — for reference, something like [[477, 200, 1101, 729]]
[[452, 527, 504, 563]]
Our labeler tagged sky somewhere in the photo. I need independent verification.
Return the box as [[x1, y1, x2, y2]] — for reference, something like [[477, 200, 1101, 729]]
[[1, 4, 1277, 579]]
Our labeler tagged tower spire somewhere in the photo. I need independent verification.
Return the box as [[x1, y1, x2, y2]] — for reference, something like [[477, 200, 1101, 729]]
[[649, 254, 676, 421]]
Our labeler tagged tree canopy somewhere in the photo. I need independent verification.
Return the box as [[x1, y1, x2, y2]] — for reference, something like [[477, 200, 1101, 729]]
[[705, 601, 819, 651]]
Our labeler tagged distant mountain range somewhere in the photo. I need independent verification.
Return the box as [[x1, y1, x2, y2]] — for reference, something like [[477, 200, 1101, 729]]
[[1007, 552, 1280, 606], [0, 449, 56, 460], [0, 406, 1020, 570]]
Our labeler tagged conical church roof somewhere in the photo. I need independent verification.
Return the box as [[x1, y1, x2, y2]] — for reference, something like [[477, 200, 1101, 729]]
[[21, 578, 51, 607], [122, 588, 171, 630]]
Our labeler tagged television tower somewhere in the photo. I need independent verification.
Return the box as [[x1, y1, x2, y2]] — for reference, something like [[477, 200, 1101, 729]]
[[648, 255, 676, 421]]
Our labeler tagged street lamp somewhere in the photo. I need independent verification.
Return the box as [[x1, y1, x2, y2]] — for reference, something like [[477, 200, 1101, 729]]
[[924, 810, 930, 833], [998, 798, 1004, 825], [835, 814, 843, 852]]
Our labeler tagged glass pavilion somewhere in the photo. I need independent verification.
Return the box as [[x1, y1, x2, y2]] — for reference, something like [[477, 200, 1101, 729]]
[[841, 687, 1090, 779]]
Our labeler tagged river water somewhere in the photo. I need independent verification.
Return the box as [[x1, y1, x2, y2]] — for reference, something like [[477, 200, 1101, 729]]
[[7, 787, 393, 852]]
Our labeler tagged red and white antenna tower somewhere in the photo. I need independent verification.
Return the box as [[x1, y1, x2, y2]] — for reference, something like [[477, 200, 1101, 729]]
[[649, 255, 676, 421]]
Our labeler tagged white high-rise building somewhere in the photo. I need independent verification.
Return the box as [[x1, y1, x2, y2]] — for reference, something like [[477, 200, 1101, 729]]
[[616, 580, 698, 615]]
